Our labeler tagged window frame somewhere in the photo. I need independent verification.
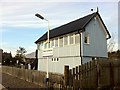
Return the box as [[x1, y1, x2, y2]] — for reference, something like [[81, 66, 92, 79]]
[[51, 39, 55, 48], [59, 37, 63, 47], [44, 42, 48, 49], [64, 35, 68, 46], [69, 34, 74, 45], [55, 38, 58, 47], [84, 32, 90, 44], [75, 33, 80, 44]]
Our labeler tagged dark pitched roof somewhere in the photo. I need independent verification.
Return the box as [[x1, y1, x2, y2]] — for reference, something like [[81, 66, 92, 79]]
[[35, 12, 111, 44]]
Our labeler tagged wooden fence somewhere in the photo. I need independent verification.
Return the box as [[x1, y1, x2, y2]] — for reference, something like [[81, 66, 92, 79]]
[[2, 66, 64, 88], [64, 59, 120, 90], [2, 59, 120, 90]]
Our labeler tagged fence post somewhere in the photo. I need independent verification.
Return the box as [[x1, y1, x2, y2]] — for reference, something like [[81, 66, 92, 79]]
[[79, 65, 81, 89], [69, 69, 73, 88], [73, 68, 76, 89], [110, 62, 114, 90], [76, 66, 80, 89], [64, 65, 69, 89], [76, 66, 78, 80]]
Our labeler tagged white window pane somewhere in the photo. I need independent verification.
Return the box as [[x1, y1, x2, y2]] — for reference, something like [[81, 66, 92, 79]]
[[37, 44, 40, 49], [84, 32, 89, 44], [64, 36, 68, 45], [75, 34, 80, 44], [55, 38, 58, 47], [51, 39, 54, 48], [38, 42, 43, 49], [48, 42, 50, 48], [70, 34, 74, 44], [44, 43, 47, 49], [59, 37, 63, 47]]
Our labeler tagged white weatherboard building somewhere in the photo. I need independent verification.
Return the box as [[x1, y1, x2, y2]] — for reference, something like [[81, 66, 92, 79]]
[[35, 12, 111, 74]]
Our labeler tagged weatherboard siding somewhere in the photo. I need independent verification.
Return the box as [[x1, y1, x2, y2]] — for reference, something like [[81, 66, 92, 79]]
[[37, 13, 109, 74], [38, 56, 81, 74], [37, 43, 81, 74], [37, 17, 108, 74], [83, 16, 108, 58], [53, 44, 80, 57]]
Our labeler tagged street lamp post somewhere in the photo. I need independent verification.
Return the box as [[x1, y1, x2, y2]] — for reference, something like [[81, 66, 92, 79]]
[[35, 13, 50, 87], [35, 13, 50, 43]]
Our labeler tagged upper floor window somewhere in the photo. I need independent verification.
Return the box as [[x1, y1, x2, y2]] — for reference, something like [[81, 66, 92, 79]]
[[55, 38, 58, 47], [59, 37, 63, 47], [51, 39, 54, 48], [39, 42, 43, 49], [44, 42, 48, 49], [64, 36, 68, 45], [84, 32, 89, 44], [69, 34, 74, 44], [48, 42, 50, 48], [75, 34, 80, 44], [37, 44, 40, 50]]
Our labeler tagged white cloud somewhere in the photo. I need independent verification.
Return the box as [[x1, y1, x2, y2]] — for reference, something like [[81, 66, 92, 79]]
[[1, 19, 69, 29], [1, 1, 118, 29], [1, 42, 17, 57], [0, 0, 119, 2], [0, 1, 119, 56], [26, 45, 36, 54], [0, 2, 58, 16], [1, 42, 36, 57], [0, 2, 64, 29]]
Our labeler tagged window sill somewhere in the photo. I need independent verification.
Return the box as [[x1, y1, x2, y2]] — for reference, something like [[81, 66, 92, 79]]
[[84, 43, 90, 45]]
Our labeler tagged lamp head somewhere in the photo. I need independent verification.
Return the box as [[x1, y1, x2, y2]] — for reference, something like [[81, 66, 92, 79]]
[[35, 13, 44, 20]]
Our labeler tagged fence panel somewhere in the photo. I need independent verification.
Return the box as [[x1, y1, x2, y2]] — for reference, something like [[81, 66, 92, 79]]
[[98, 60, 111, 88], [2, 66, 63, 89], [64, 59, 120, 90], [2, 59, 120, 89]]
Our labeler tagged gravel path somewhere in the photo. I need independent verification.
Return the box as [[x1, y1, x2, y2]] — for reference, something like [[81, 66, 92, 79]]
[[2, 73, 43, 90]]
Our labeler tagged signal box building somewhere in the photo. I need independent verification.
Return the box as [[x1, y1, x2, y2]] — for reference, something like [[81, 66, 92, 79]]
[[35, 12, 111, 74]]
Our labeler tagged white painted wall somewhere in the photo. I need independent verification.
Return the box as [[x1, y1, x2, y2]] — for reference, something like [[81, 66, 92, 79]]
[[53, 44, 80, 57], [83, 16, 108, 58], [38, 56, 81, 74], [38, 44, 81, 74]]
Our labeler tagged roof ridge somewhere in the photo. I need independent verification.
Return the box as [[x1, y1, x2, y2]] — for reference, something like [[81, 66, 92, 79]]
[[51, 12, 97, 31], [82, 12, 97, 28]]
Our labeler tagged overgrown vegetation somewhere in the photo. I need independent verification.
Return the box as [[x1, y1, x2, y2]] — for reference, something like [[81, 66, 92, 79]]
[[14, 47, 27, 65], [2, 47, 27, 66], [108, 50, 120, 60]]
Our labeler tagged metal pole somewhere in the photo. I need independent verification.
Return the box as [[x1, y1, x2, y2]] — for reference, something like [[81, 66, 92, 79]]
[[35, 13, 50, 88], [42, 18, 50, 89], [46, 20, 50, 78], [45, 19, 50, 43], [46, 19, 50, 89], [46, 57, 49, 78], [41, 18, 50, 83]]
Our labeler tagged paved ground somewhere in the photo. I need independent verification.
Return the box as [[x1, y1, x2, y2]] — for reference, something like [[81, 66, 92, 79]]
[[0, 66, 7, 90]]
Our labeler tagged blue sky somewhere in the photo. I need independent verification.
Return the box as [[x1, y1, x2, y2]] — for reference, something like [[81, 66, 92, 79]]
[[0, 0, 119, 56]]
